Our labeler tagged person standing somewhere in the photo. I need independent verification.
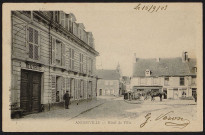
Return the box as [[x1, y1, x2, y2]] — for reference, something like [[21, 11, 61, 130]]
[[63, 91, 70, 109]]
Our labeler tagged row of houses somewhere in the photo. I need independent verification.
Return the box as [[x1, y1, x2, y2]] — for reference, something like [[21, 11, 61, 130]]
[[131, 52, 197, 99], [96, 51, 197, 100], [11, 11, 99, 114]]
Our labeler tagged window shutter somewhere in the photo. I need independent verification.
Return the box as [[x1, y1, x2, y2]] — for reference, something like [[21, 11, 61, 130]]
[[66, 78, 71, 95], [75, 79, 78, 100], [78, 79, 80, 98], [65, 15, 68, 29], [69, 48, 71, 69], [72, 49, 74, 70], [61, 77, 65, 101], [51, 75, 56, 103], [26, 26, 29, 56], [28, 27, 33, 59], [84, 80, 87, 99], [51, 37, 56, 65], [33, 30, 39, 60], [62, 43, 65, 67], [60, 11, 65, 27], [82, 54, 83, 72], [79, 53, 81, 72], [38, 31, 40, 60]]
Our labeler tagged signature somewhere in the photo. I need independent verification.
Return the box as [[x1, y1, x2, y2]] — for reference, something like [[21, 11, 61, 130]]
[[140, 111, 190, 129]]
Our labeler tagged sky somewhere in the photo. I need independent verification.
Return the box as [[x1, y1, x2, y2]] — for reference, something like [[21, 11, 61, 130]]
[[57, 3, 201, 76]]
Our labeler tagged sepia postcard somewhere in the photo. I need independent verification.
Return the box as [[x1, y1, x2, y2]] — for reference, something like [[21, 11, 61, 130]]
[[2, 3, 203, 132]]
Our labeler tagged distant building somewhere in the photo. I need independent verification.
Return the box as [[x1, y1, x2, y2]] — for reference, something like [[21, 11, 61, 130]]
[[131, 52, 197, 99], [96, 65, 122, 96], [11, 11, 99, 115]]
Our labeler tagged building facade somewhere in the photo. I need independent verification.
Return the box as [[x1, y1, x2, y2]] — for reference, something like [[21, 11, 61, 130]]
[[96, 67, 121, 96], [131, 52, 197, 99], [11, 11, 99, 114]]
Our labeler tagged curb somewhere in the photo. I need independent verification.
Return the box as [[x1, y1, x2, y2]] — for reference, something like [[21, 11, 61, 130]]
[[68, 102, 105, 120]]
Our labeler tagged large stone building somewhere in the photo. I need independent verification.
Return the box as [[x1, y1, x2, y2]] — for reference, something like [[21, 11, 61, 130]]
[[131, 52, 197, 99], [96, 64, 122, 96], [11, 11, 99, 114]]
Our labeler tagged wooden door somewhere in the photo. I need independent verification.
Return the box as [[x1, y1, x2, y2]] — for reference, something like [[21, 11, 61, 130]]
[[20, 70, 41, 114]]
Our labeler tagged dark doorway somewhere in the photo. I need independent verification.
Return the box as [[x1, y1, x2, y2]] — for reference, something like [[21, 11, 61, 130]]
[[20, 70, 41, 114], [164, 90, 167, 99], [99, 89, 102, 96]]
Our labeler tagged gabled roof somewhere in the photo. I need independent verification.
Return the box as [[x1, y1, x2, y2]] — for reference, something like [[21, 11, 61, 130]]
[[96, 69, 121, 80], [133, 57, 196, 77]]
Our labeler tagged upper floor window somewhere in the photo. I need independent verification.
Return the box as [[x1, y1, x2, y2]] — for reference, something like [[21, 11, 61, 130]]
[[51, 36, 65, 67], [145, 69, 150, 76], [69, 48, 74, 70], [191, 76, 196, 85], [180, 77, 185, 86], [164, 77, 169, 86], [105, 81, 108, 85], [60, 11, 65, 27], [79, 53, 84, 72], [28, 27, 39, 60], [87, 57, 93, 74]]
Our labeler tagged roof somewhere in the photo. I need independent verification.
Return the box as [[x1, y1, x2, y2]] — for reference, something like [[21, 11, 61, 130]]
[[96, 69, 121, 80], [133, 57, 196, 77]]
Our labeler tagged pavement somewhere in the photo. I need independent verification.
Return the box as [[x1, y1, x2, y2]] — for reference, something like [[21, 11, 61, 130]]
[[18, 96, 117, 120]]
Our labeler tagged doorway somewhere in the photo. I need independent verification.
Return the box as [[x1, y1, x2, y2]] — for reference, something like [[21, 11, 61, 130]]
[[20, 70, 41, 114], [99, 89, 102, 96]]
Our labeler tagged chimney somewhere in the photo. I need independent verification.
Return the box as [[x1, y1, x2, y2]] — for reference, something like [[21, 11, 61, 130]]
[[182, 51, 188, 62]]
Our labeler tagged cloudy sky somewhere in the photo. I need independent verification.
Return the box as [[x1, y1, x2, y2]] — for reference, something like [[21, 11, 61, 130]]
[[33, 3, 201, 76]]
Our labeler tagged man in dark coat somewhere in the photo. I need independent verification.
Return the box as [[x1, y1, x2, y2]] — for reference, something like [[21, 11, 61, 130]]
[[63, 91, 70, 109]]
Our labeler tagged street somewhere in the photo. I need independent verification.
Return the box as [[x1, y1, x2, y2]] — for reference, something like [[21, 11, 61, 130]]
[[73, 96, 197, 121], [17, 96, 198, 131]]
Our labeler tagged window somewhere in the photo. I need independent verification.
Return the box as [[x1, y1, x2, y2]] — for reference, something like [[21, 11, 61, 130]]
[[56, 41, 62, 65], [51, 37, 65, 66], [164, 77, 169, 86], [145, 69, 150, 76], [180, 77, 185, 86], [105, 81, 108, 85], [192, 76, 196, 85], [60, 11, 65, 27], [79, 53, 84, 73], [87, 58, 93, 74], [28, 27, 39, 60], [69, 48, 74, 70]]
